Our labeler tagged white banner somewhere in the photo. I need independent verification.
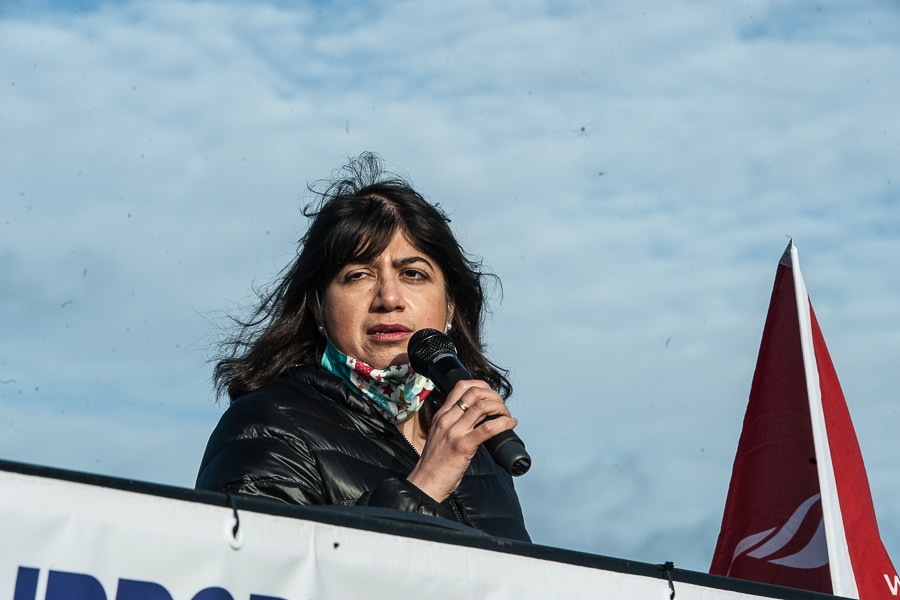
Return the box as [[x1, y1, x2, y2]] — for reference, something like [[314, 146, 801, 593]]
[[1, 462, 838, 599]]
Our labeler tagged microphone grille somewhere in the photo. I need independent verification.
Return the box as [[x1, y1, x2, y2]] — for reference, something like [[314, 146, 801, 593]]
[[408, 328, 456, 373]]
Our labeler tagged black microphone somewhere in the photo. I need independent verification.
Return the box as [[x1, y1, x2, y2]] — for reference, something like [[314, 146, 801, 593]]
[[408, 328, 531, 477]]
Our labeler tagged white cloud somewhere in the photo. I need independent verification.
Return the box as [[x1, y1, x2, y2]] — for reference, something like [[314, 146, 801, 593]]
[[1, 0, 898, 572]]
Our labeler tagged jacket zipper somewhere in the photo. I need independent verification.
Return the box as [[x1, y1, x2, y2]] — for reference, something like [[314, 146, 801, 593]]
[[396, 428, 421, 459]]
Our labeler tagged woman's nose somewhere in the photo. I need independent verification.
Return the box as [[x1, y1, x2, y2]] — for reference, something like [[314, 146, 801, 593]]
[[372, 278, 404, 310]]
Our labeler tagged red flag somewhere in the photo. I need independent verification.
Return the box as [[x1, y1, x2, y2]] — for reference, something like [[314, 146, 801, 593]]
[[710, 241, 898, 598]]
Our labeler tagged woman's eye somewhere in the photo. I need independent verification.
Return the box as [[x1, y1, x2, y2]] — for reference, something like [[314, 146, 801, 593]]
[[344, 270, 369, 282], [403, 269, 428, 281]]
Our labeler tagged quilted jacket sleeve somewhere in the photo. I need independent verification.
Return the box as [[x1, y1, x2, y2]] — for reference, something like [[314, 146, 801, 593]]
[[356, 477, 457, 521]]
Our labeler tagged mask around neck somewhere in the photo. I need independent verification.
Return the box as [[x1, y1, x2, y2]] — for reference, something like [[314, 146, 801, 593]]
[[321, 339, 434, 424]]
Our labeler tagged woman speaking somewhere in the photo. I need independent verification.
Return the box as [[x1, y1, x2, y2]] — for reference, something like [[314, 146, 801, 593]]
[[196, 153, 529, 542]]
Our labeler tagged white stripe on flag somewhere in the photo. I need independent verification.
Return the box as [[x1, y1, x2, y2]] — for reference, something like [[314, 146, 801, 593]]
[[789, 242, 858, 598]]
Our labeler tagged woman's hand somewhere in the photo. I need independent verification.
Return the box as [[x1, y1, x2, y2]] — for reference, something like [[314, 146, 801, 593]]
[[406, 380, 517, 503]]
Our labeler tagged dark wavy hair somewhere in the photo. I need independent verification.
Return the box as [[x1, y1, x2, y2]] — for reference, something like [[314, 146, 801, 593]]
[[213, 153, 512, 427]]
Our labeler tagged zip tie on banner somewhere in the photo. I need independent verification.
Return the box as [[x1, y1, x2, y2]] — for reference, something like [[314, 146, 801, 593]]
[[224, 491, 244, 550], [660, 561, 676, 600]]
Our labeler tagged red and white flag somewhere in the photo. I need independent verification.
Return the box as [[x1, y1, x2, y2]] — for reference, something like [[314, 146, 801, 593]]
[[709, 241, 898, 598]]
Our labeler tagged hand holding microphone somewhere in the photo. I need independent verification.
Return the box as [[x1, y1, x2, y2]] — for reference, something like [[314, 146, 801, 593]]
[[408, 328, 531, 477]]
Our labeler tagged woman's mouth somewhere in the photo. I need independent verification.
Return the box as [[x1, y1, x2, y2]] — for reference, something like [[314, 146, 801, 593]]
[[367, 324, 412, 343]]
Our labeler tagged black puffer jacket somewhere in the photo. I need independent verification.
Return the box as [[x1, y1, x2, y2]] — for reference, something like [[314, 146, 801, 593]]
[[196, 366, 530, 542]]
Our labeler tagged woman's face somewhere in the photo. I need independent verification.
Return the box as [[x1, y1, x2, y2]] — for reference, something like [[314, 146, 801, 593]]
[[321, 230, 452, 369]]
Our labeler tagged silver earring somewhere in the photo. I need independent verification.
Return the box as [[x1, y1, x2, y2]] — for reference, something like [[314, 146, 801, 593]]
[[445, 322, 452, 332], [315, 290, 327, 338]]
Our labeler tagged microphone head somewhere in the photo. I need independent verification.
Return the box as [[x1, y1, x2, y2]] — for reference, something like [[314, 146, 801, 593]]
[[408, 328, 456, 374]]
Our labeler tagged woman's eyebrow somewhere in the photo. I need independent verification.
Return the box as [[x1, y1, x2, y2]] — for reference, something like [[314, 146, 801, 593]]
[[394, 256, 434, 270]]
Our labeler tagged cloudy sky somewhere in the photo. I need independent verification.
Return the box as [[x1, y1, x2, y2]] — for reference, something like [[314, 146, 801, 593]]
[[2, 0, 898, 573]]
